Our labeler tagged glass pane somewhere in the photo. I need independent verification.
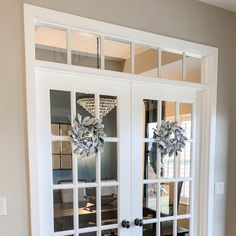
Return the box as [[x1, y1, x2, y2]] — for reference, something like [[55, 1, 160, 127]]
[[101, 143, 117, 181], [53, 189, 73, 232], [80, 232, 97, 236], [50, 90, 71, 134], [161, 221, 174, 236], [100, 95, 117, 137], [143, 223, 156, 236], [161, 51, 183, 81], [101, 186, 118, 225], [135, 45, 158, 77], [76, 92, 96, 182], [178, 219, 190, 235], [35, 26, 67, 63], [76, 92, 95, 118], [180, 103, 192, 140], [52, 141, 72, 184], [78, 187, 97, 228], [78, 156, 96, 183], [101, 228, 118, 236], [71, 31, 100, 69], [143, 184, 157, 219], [160, 183, 175, 217], [161, 155, 175, 179], [178, 143, 192, 178], [143, 142, 157, 180], [178, 181, 191, 215], [104, 39, 131, 73], [186, 56, 201, 83], [143, 100, 158, 138], [162, 101, 176, 122]]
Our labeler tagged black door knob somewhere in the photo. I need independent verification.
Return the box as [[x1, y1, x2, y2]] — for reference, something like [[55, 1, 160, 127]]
[[134, 218, 143, 227], [121, 220, 131, 229]]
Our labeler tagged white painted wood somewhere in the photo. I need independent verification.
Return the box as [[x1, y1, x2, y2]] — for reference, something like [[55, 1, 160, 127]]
[[24, 4, 218, 236], [36, 70, 131, 236], [131, 83, 197, 236], [35, 60, 209, 91]]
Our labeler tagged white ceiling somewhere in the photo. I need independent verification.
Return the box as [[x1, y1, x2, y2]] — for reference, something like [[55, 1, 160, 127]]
[[198, 0, 236, 13]]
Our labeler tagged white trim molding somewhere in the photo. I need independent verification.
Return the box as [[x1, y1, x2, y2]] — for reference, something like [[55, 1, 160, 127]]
[[24, 4, 218, 236]]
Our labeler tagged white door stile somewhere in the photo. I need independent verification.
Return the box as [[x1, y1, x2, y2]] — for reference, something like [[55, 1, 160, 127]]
[[36, 75, 54, 235]]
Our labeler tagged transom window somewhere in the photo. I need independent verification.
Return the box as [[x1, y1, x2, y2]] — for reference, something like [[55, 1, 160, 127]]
[[35, 25, 202, 84]]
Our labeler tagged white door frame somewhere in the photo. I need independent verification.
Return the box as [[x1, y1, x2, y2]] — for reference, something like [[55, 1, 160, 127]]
[[24, 4, 218, 236]]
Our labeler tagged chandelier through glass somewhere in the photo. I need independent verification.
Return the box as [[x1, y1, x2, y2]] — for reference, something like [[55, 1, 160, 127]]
[[77, 96, 117, 118]]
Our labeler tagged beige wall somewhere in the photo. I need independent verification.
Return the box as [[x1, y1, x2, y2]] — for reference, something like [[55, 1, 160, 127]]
[[0, 0, 236, 235]]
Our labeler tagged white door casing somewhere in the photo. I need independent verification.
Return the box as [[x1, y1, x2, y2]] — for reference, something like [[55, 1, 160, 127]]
[[24, 4, 218, 236]]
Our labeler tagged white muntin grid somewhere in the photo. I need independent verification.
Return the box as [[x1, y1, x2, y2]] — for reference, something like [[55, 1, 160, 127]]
[[51, 91, 120, 236], [34, 21, 203, 84], [141, 100, 194, 236]]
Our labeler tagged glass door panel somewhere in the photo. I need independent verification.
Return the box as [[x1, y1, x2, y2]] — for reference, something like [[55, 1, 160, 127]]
[[132, 83, 195, 236], [36, 70, 131, 236]]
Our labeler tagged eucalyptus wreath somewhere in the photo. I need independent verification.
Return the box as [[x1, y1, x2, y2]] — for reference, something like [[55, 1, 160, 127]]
[[69, 114, 106, 158], [153, 121, 187, 158]]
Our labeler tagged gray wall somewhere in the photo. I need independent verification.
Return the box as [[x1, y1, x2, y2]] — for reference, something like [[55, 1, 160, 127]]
[[0, 0, 235, 235]]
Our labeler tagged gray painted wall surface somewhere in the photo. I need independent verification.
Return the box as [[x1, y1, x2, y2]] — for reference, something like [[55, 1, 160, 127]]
[[0, 0, 235, 235]]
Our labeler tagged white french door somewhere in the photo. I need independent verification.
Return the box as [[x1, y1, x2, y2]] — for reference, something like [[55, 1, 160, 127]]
[[132, 83, 196, 236], [36, 69, 197, 236], [36, 70, 132, 236]]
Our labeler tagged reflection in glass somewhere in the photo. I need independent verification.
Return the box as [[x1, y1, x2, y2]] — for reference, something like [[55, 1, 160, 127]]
[[161, 155, 175, 179], [160, 183, 175, 217], [143, 223, 156, 236], [76, 92, 96, 182], [135, 45, 158, 77], [71, 31, 100, 69], [76, 92, 95, 118], [101, 186, 118, 225], [162, 101, 176, 122], [78, 187, 97, 228], [52, 141, 72, 184], [161, 51, 183, 81], [35, 26, 67, 63], [51, 123, 71, 136], [78, 155, 96, 183], [178, 143, 191, 178], [178, 218, 190, 235], [186, 56, 201, 83], [101, 143, 117, 181], [143, 100, 158, 138], [143, 142, 157, 180], [50, 90, 71, 133], [178, 181, 191, 215], [101, 228, 118, 236], [143, 184, 157, 219], [80, 232, 97, 236], [180, 103, 192, 139], [100, 95, 117, 137], [53, 189, 74, 232], [104, 39, 131, 73], [161, 221, 174, 236]]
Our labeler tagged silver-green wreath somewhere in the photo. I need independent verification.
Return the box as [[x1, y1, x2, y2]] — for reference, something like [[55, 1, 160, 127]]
[[69, 114, 106, 158], [153, 121, 187, 158]]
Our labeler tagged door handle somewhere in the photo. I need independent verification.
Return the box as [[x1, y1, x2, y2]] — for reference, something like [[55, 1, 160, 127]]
[[121, 220, 131, 229], [134, 218, 143, 227]]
